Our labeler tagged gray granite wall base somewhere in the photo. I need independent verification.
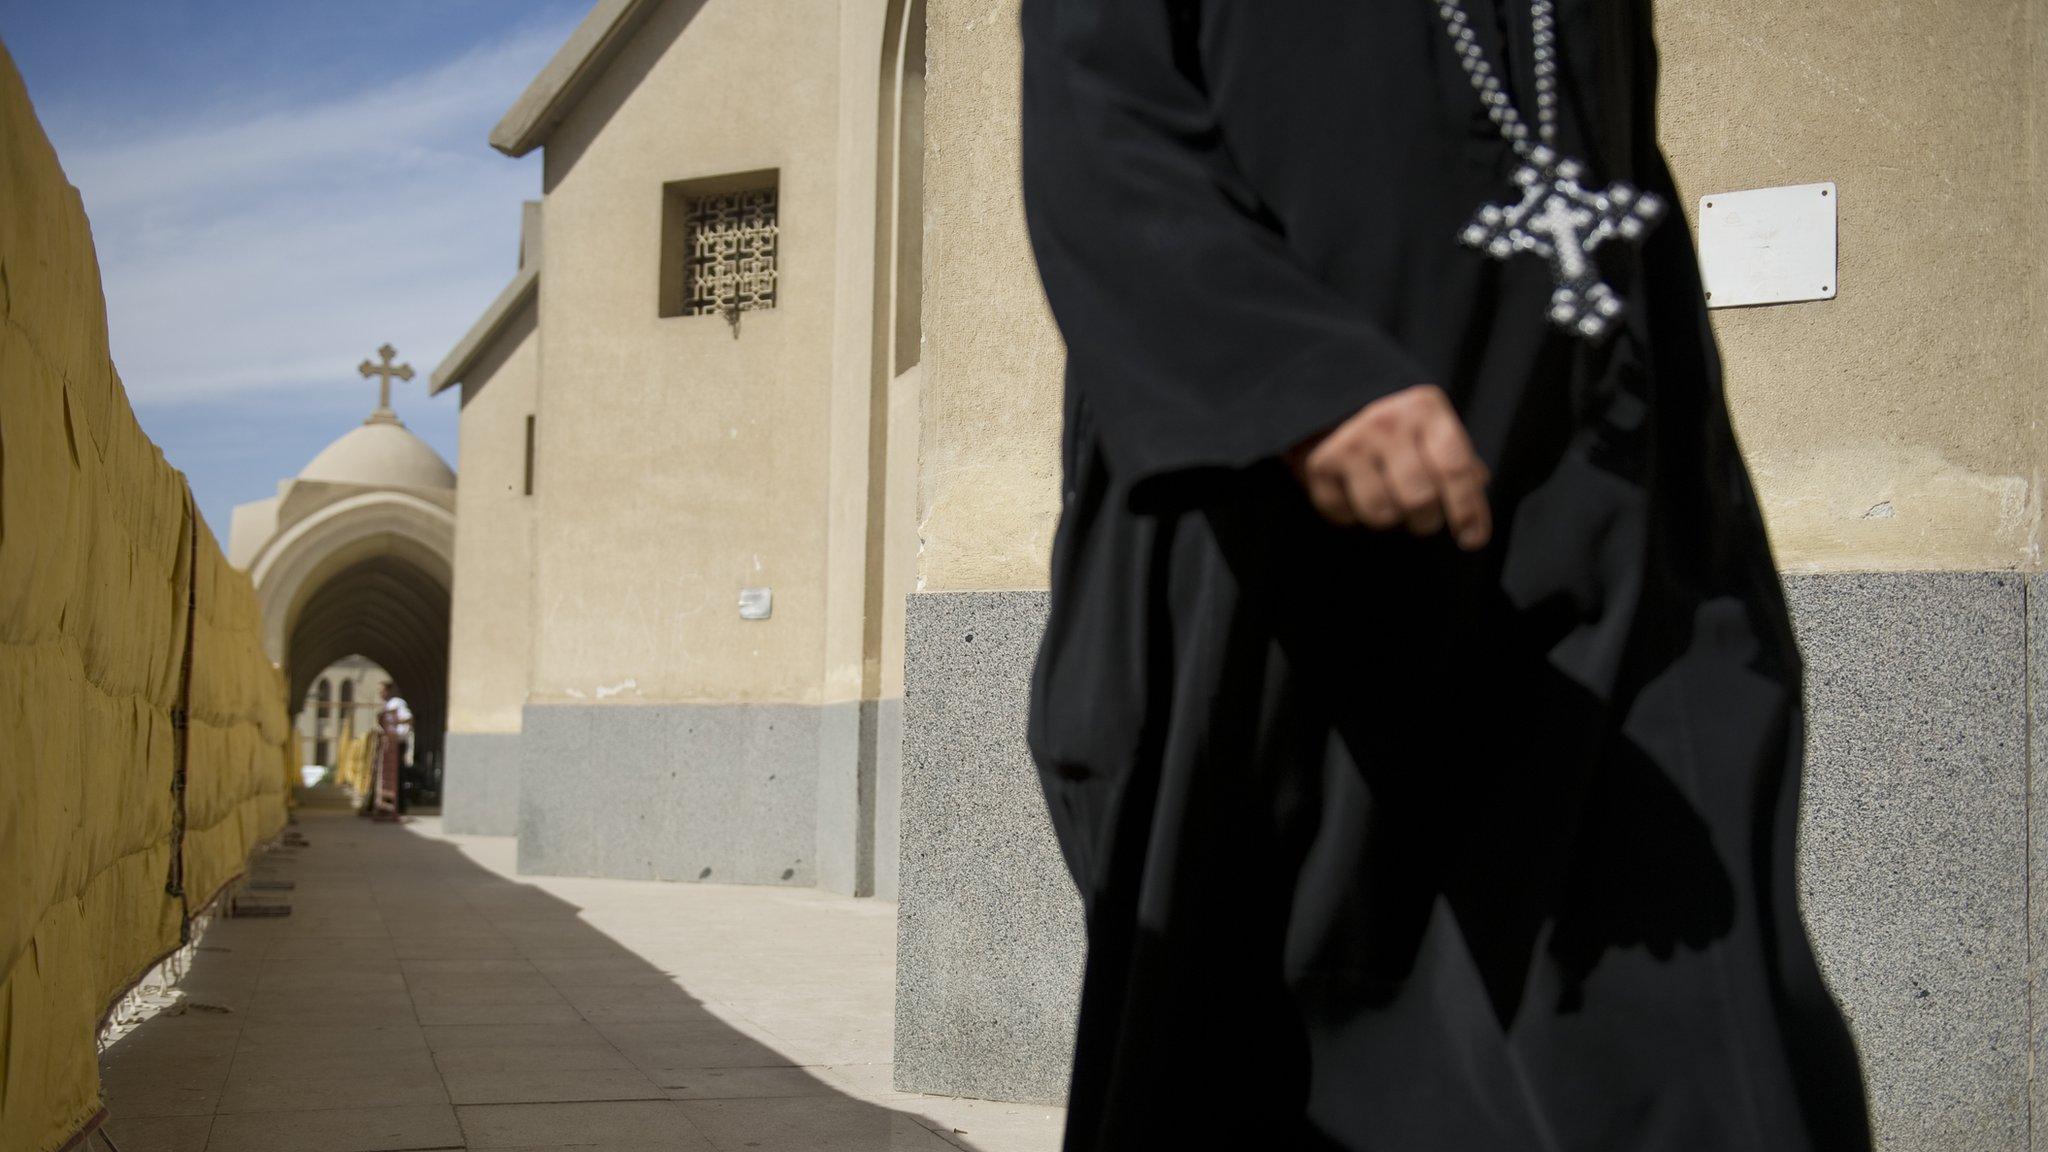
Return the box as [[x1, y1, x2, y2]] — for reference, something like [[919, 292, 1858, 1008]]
[[875, 695, 902, 903], [1784, 573, 2027, 1152], [817, 700, 876, 897], [815, 696, 907, 900], [517, 702, 819, 886], [894, 591, 1080, 1104], [441, 731, 523, 836], [2031, 574, 2048, 1152], [892, 575, 2041, 1149]]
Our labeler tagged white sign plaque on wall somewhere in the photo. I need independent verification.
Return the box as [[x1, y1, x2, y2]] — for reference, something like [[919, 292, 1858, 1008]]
[[1697, 182, 1837, 309], [738, 587, 773, 620]]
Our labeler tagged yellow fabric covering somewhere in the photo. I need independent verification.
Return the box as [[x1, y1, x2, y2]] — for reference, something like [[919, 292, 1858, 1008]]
[[0, 43, 292, 1152], [335, 733, 373, 800]]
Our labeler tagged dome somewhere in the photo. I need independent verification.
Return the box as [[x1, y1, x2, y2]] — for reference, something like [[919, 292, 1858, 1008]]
[[298, 419, 455, 490]]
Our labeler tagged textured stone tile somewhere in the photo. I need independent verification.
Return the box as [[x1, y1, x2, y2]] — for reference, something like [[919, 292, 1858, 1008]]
[[398, 958, 542, 977], [258, 970, 407, 995], [455, 1100, 714, 1148], [615, 1034, 803, 1075], [678, 1096, 959, 1151], [101, 1015, 242, 1063], [94, 808, 1063, 1151], [594, 1018, 787, 1050], [215, 1068, 449, 1115], [94, 1115, 213, 1152], [477, 1139, 696, 1147], [253, 947, 401, 971], [165, 978, 260, 1012], [432, 1044, 638, 1074], [100, 1050, 231, 1118], [258, 921, 388, 940], [402, 976, 561, 1003], [659, 1065, 840, 1100], [385, 927, 513, 948], [538, 965, 687, 990], [555, 985, 718, 1022], [413, 999, 583, 1026], [392, 938, 528, 960], [809, 1062, 920, 1101], [166, 958, 268, 989], [743, 1028, 892, 1068], [228, 1045, 437, 1081], [523, 955, 685, 977], [264, 937, 396, 962], [422, 1022, 613, 1052], [1785, 572, 2028, 1152], [234, 1022, 427, 1054], [194, 918, 283, 945], [895, 591, 1079, 1104], [409, 983, 572, 1009], [383, 910, 504, 928], [441, 1066, 668, 1106], [240, 994, 418, 1025], [204, 1104, 462, 1152], [888, 1094, 1068, 1152]]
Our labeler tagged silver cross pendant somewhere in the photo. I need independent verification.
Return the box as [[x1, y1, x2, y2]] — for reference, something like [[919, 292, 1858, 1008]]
[[1459, 147, 1666, 340]]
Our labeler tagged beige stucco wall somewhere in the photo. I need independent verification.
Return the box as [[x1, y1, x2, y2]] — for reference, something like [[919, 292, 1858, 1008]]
[[1656, 0, 2041, 572], [531, 0, 843, 704], [917, 0, 1061, 594], [817, 0, 926, 707], [822, 0, 899, 707], [916, 1, 2046, 593], [447, 300, 539, 733]]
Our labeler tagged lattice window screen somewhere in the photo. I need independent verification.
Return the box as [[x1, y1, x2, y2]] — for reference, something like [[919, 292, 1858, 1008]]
[[679, 187, 779, 317]]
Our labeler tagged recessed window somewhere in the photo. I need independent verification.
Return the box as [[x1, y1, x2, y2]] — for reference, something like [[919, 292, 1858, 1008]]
[[660, 170, 780, 319]]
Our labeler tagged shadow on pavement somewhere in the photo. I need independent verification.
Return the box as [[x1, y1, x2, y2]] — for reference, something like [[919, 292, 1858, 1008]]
[[94, 809, 1055, 1152]]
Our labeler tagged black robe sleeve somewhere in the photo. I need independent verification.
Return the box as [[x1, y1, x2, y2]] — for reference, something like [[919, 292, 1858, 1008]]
[[1020, 0, 1433, 498]]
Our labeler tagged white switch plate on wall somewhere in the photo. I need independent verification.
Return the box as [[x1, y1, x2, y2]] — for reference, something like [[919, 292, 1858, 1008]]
[[1697, 182, 1837, 309]]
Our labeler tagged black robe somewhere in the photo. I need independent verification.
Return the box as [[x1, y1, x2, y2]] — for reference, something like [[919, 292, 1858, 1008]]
[[1018, 1, 1872, 1149]]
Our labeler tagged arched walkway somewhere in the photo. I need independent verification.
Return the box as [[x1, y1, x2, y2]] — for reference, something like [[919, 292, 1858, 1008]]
[[248, 490, 455, 782]]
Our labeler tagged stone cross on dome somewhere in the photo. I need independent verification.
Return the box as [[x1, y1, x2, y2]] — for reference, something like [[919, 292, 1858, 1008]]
[[358, 343, 415, 425]]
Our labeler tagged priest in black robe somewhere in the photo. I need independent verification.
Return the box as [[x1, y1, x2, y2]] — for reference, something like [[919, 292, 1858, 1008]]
[[1018, 0, 1873, 1148]]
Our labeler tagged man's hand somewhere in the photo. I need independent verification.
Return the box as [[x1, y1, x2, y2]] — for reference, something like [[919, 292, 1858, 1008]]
[[1285, 384, 1492, 550]]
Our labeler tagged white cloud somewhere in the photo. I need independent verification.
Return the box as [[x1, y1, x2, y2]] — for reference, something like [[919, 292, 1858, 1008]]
[[56, 19, 571, 403]]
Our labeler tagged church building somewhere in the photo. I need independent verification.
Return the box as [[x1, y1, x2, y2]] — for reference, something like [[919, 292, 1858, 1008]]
[[227, 368, 456, 784], [434, 0, 927, 900]]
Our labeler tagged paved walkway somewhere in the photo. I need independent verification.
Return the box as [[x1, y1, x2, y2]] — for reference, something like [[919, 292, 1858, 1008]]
[[98, 810, 1065, 1152]]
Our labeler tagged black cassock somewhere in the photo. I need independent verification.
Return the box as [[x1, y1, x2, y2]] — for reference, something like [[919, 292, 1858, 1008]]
[[1018, 1, 1872, 1149]]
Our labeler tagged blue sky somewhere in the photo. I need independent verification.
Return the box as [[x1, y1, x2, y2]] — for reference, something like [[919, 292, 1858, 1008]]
[[0, 0, 586, 536]]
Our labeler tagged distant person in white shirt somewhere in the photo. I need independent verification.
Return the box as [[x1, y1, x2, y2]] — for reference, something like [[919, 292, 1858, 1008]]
[[378, 680, 413, 815], [378, 682, 412, 767]]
